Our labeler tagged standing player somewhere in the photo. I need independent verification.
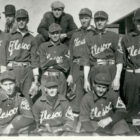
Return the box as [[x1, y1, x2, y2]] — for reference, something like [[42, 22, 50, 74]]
[[79, 73, 129, 135], [32, 76, 74, 136], [67, 8, 96, 114], [84, 11, 123, 92], [36, 1, 77, 46], [39, 23, 69, 96], [5, 9, 39, 105], [3, 5, 17, 33], [0, 71, 34, 135], [121, 8, 140, 120]]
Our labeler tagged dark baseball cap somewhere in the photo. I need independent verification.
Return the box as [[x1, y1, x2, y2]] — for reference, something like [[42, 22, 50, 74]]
[[94, 11, 108, 19], [41, 76, 58, 88], [134, 8, 140, 20], [92, 73, 111, 85], [79, 8, 92, 17], [16, 9, 29, 19], [3, 5, 16, 16], [0, 71, 16, 82], [49, 23, 62, 33], [51, 1, 65, 9]]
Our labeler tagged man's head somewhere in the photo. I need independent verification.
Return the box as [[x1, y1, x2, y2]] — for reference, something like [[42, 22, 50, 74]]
[[51, 1, 65, 18], [48, 23, 62, 42], [90, 73, 111, 97], [41, 76, 58, 97], [133, 8, 140, 32], [94, 11, 108, 31], [79, 8, 92, 29], [3, 5, 16, 25], [0, 71, 16, 96], [16, 9, 29, 30]]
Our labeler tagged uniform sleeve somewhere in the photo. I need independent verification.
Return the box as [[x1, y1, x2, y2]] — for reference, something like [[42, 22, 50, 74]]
[[113, 35, 124, 64], [39, 44, 57, 72], [62, 102, 74, 130], [31, 37, 39, 69], [19, 98, 34, 119], [66, 15, 77, 39], [79, 95, 91, 122], [37, 13, 50, 41], [109, 91, 127, 124]]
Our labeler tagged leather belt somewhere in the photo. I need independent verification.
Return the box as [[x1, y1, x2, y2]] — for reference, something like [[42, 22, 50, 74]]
[[43, 71, 61, 76], [96, 59, 115, 65], [126, 68, 140, 73], [8, 61, 31, 67]]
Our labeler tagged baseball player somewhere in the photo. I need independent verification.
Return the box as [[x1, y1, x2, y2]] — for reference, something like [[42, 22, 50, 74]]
[[78, 73, 130, 135], [36, 1, 77, 46], [121, 8, 140, 120], [0, 70, 34, 135], [67, 8, 96, 114], [39, 23, 69, 96], [3, 5, 17, 33], [84, 11, 123, 93], [4, 9, 39, 105], [32, 76, 74, 136]]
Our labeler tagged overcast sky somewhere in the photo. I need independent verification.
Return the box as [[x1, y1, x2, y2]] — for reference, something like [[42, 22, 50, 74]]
[[0, 0, 139, 35]]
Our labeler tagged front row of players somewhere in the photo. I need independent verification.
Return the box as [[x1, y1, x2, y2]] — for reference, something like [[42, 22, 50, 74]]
[[0, 70, 130, 136]]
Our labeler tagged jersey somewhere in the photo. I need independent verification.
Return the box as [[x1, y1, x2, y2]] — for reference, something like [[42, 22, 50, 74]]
[[39, 41, 69, 73], [80, 89, 127, 124], [32, 94, 74, 130], [121, 31, 140, 69], [86, 30, 123, 67]]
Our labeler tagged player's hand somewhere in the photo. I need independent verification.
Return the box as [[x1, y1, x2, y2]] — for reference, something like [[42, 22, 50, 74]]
[[29, 82, 39, 98], [98, 117, 112, 128], [67, 75, 73, 86], [112, 77, 120, 91], [60, 33, 67, 40], [84, 80, 91, 92], [2, 124, 14, 135], [56, 57, 63, 64]]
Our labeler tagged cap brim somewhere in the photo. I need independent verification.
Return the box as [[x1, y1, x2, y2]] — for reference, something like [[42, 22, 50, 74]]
[[46, 82, 58, 88], [94, 16, 107, 19]]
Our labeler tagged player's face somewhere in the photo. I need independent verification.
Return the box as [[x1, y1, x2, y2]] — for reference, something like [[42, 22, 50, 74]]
[[49, 31, 60, 42], [16, 17, 28, 30], [5, 14, 15, 25], [94, 18, 108, 30], [45, 86, 58, 97], [94, 83, 108, 97], [134, 19, 140, 32], [1, 80, 16, 96], [52, 8, 63, 18], [80, 15, 91, 29]]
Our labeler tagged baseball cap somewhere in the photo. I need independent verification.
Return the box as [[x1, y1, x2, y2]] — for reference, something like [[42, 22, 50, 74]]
[[92, 73, 111, 85], [49, 23, 62, 33], [16, 9, 29, 19], [0, 71, 16, 82], [134, 8, 140, 20], [51, 1, 65, 9], [94, 11, 108, 19], [3, 5, 16, 16], [41, 76, 58, 88], [79, 8, 92, 17]]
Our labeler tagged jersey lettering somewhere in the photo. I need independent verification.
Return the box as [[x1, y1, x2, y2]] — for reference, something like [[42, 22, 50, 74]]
[[127, 45, 140, 56], [8, 40, 31, 56], [91, 43, 112, 56], [65, 106, 74, 121], [74, 38, 86, 47], [20, 99, 30, 110], [116, 97, 126, 109]]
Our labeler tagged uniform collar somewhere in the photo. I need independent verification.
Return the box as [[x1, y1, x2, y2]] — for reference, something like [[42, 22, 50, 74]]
[[129, 30, 140, 37], [48, 40, 61, 47], [95, 28, 107, 35], [11, 28, 30, 36], [91, 90, 108, 102], [79, 25, 95, 31]]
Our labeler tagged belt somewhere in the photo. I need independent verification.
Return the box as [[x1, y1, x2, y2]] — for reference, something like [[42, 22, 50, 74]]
[[96, 59, 115, 65], [8, 61, 31, 67], [43, 71, 61, 76], [126, 68, 140, 73]]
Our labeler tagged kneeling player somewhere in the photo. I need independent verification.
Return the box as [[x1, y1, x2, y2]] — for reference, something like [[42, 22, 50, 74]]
[[0, 71, 34, 135], [32, 76, 74, 136], [78, 73, 130, 135]]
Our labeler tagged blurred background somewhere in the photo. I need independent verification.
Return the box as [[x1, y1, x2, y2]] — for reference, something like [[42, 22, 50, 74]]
[[0, 0, 139, 35]]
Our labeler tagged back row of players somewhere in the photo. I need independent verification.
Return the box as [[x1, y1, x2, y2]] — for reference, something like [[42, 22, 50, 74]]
[[0, 1, 140, 135]]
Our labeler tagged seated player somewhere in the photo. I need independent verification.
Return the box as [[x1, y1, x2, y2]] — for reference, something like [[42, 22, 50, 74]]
[[78, 73, 130, 135], [32, 76, 74, 136], [0, 70, 34, 135]]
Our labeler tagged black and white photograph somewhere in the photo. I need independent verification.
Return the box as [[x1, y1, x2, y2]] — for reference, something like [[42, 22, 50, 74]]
[[0, 0, 139, 137]]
